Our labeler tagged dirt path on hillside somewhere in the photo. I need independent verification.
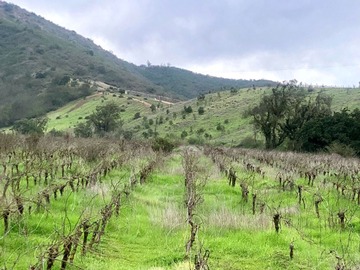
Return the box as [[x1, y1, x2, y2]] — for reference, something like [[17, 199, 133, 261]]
[[154, 98, 174, 105], [133, 98, 152, 107], [65, 80, 175, 114]]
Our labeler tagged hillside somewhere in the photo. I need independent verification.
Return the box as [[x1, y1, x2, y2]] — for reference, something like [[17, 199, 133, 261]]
[[0, 1, 275, 128], [45, 85, 360, 147], [0, 1, 162, 127], [137, 65, 275, 99]]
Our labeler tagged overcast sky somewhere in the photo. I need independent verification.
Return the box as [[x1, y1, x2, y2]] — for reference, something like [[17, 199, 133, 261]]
[[8, 0, 360, 86]]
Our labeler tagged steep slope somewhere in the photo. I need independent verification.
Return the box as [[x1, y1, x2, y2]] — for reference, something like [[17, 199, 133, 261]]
[[0, 1, 165, 127], [0, 1, 276, 128]]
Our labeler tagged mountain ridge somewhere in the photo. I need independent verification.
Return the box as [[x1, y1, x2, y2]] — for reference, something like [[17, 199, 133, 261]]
[[0, 1, 275, 127]]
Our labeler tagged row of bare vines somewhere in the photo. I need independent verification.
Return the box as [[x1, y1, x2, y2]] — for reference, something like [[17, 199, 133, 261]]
[[0, 134, 160, 269], [205, 146, 360, 268]]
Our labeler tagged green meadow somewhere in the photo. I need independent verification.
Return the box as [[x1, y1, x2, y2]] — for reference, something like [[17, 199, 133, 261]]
[[46, 86, 360, 147]]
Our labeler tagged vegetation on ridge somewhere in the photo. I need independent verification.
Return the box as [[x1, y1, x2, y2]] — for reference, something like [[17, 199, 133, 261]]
[[31, 81, 359, 157]]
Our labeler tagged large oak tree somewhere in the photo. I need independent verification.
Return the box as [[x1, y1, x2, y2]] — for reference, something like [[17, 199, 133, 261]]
[[249, 80, 332, 149]]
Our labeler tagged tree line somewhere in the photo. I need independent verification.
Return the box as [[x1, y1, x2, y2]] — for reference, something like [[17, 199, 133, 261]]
[[248, 80, 360, 156]]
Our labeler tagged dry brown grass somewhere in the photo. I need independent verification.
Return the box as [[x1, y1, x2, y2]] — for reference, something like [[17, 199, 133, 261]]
[[148, 261, 192, 270], [149, 203, 186, 230], [279, 204, 300, 216], [207, 206, 271, 230], [87, 183, 111, 201], [165, 165, 184, 176]]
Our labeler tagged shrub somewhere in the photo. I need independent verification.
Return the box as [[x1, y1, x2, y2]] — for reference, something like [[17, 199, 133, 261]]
[[237, 136, 263, 149], [198, 107, 205, 115], [183, 105, 193, 114], [181, 130, 188, 139], [216, 123, 225, 132], [48, 128, 64, 137], [35, 72, 46, 79], [188, 136, 204, 145], [150, 104, 156, 112], [142, 131, 149, 138], [204, 133, 212, 140], [230, 88, 238, 94], [53, 75, 71, 86], [74, 122, 93, 138], [196, 128, 205, 135], [158, 116, 164, 125], [122, 130, 133, 140], [133, 112, 141, 120], [152, 137, 175, 153], [13, 117, 48, 135], [326, 142, 356, 157]]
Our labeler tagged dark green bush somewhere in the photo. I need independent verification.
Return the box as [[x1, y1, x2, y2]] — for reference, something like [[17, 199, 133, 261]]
[[152, 137, 175, 153]]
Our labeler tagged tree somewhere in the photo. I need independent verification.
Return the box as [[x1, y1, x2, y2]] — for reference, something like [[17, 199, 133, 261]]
[[133, 112, 141, 120], [152, 137, 175, 153], [74, 121, 93, 138], [248, 80, 332, 149], [280, 93, 332, 149], [88, 102, 121, 134], [250, 81, 301, 148], [150, 104, 156, 112], [181, 130, 188, 139], [183, 105, 193, 114], [216, 123, 225, 132], [13, 117, 48, 135], [198, 107, 205, 115], [298, 108, 360, 155]]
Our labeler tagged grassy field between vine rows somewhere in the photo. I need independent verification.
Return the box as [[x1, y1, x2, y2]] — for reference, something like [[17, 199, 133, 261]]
[[1, 135, 360, 269]]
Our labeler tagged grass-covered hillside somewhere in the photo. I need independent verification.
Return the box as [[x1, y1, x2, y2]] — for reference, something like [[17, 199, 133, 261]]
[[0, 1, 275, 127], [1, 135, 360, 269], [45, 85, 360, 147], [0, 1, 164, 127]]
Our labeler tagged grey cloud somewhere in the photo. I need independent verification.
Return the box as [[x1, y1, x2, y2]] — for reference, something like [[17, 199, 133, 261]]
[[8, 0, 360, 85]]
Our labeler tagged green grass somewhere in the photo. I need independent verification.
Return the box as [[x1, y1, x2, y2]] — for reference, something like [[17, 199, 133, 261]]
[[45, 86, 360, 148], [80, 152, 360, 269], [2, 138, 360, 269], [46, 93, 156, 132]]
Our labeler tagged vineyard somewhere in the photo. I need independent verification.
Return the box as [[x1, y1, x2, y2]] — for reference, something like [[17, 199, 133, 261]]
[[1, 133, 360, 269]]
